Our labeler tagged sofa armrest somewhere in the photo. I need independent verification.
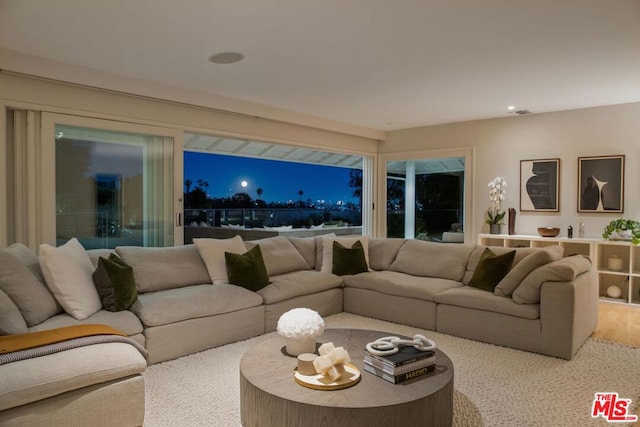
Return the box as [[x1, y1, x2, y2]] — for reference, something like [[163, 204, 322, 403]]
[[539, 268, 598, 359]]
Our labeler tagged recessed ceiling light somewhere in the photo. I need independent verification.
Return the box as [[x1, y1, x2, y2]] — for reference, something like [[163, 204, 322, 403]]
[[507, 105, 516, 111], [208, 52, 245, 64]]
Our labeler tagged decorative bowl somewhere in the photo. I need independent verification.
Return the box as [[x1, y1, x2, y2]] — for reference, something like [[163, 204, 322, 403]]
[[537, 227, 560, 237]]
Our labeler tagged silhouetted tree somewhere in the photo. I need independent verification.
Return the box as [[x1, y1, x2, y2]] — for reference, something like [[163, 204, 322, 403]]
[[348, 169, 362, 204], [387, 175, 405, 209], [256, 188, 263, 200], [197, 179, 209, 190], [189, 187, 209, 209], [231, 192, 253, 208]]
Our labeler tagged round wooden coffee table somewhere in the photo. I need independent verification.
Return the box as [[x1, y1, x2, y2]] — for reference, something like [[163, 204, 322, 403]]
[[240, 328, 454, 426]]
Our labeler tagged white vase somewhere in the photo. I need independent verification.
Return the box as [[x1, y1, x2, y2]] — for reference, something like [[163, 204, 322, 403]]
[[606, 285, 622, 299], [285, 337, 316, 356], [615, 230, 632, 239], [608, 255, 624, 272]]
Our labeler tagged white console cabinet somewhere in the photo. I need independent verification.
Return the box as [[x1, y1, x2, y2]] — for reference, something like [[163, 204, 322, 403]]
[[478, 234, 640, 306]]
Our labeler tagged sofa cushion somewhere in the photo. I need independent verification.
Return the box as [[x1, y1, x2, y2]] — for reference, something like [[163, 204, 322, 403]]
[[117, 244, 211, 292], [314, 233, 336, 271], [245, 236, 309, 276], [193, 236, 246, 285], [332, 240, 369, 276], [389, 240, 475, 282], [130, 284, 263, 327], [92, 254, 138, 312], [434, 286, 540, 320], [368, 238, 406, 271], [257, 270, 343, 304], [86, 248, 117, 267], [468, 248, 515, 292], [225, 245, 269, 292], [286, 236, 317, 269], [6, 243, 48, 284], [0, 289, 27, 335], [512, 255, 592, 304], [30, 309, 143, 337], [344, 270, 462, 302], [0, 245, 61, 326], [0, 341, 147, 412], [39, 238, 102, 321], [494, 245, 564, 297], [462, 246, 540, 285], [320, 235, 369, 273]]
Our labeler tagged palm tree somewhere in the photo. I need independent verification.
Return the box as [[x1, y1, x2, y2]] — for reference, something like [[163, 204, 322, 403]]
[[256, 188, 263, 200], [185, 179, 192, 194], [298, 189, 304, 201], [196, 179, 209, 189]]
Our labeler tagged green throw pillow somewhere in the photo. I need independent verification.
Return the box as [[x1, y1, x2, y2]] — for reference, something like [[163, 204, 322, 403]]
[[468, 248, 516, 292], [332, 240, 368, 276], [224, 245, 269, 292], [92, 254, 138, 312]]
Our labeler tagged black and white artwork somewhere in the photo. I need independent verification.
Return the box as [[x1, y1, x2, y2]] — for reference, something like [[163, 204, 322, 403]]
[[578, 155, 624, 213], [520, 159, 560, 212]]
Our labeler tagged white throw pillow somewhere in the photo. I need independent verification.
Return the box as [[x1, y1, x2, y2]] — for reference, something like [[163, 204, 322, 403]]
[[194, 236, 247, 284], [39, 238, 102, 320], [320, 235, 370, 274]]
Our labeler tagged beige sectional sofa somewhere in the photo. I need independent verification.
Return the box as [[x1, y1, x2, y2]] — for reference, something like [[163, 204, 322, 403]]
[[0, 235, 598, 426]]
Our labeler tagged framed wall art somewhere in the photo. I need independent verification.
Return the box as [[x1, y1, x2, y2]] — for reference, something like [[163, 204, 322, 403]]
[[520, 158, 560, 212], [577, 155, 624, 213]]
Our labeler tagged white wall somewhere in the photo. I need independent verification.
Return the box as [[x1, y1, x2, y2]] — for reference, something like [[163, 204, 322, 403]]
[[0, 73, 380, 156], [382, 102, 640, 241]]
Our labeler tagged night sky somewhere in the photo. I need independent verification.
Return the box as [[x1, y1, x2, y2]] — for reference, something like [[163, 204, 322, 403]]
[[184, 152, 358, 204]]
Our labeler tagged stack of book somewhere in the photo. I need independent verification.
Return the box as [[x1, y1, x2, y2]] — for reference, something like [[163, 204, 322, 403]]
[[363, 345, 436, 384]]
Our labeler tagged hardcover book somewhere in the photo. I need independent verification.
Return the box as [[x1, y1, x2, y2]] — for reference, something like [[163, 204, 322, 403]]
[[364, 353, 436, 375], [363, 362, 436, 384], [364, 346, 435, 368]]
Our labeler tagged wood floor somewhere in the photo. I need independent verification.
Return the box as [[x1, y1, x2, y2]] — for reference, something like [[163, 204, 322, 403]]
[[592, 301, 640, 347], [592, 302, 640, 426]]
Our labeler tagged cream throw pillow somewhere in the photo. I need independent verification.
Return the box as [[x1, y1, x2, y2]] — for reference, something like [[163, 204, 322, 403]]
[[194, 236, 246, 284], [39, 238, 102, 320], [320, 235, 370, 274]]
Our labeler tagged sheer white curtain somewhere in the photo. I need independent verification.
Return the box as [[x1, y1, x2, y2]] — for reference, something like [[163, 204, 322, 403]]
[[361, 155, 375, 236], [143, 135, 174, 247], [4, 109, 45, 249]]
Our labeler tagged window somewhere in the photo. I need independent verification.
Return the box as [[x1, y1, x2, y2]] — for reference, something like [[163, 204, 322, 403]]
[[54, 124, 178, 248], [378, 149, 473, 241], [4, 111, 183, 248], [182, 133, 375, 236]]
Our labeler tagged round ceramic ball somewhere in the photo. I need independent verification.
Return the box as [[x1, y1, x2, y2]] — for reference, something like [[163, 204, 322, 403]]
[[606, 285, 622, 299]]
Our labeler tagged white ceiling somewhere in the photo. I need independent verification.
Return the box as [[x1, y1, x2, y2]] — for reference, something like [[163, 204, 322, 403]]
[[1, 0, 639, 135]]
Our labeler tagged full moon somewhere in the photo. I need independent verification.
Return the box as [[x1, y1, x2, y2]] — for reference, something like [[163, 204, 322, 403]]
[[241, 180, 248, 188]]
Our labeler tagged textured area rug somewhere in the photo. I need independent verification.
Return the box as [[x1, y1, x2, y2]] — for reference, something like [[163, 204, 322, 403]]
[[144, 313, 639, 426]]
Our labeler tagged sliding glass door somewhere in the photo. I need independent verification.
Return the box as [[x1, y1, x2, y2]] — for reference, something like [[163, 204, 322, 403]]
[[42, 114, 183, 248], [378, 149, 473, 242]]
